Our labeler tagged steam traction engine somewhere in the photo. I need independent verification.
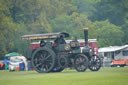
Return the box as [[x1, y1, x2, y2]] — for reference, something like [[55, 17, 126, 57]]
[[22, 29, 101, 73]]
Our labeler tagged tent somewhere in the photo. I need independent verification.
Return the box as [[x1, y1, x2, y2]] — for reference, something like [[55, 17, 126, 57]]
[[4, 52, 20, 69], [4, 52, 20, 57], [98, 45, 128, 53]]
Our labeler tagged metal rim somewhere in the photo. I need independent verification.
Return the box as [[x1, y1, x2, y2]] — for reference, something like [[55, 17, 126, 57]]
[[58, 56, 68, 68], [88, 55, 101, 71], [32, 47, 55, 73], [74, 54, 88, 72]]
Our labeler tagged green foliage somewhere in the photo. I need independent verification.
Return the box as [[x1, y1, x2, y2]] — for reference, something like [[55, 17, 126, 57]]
[[50, 13, 90, 38], [72, 0, 100, 17], [91, 0, 128, 45], [50, 15, 74, 32], [0, 0, 128, 57], [0, 0, 18, 57], [91, 0, 119, 24], [92, 20, 124, 47]]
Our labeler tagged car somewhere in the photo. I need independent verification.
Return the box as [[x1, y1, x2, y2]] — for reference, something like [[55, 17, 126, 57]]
[[9, 59, 24, 71]]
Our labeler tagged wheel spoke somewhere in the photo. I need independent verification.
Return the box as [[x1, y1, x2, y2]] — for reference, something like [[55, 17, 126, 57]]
[[41, 54, 45, 59], [43, 51, 47, 58], [45, 54, 51, 60], [45, 65, 49, 70], [32, 47, 55, 73], [89, 55, 101, 71], [74, 54, 88, 72]]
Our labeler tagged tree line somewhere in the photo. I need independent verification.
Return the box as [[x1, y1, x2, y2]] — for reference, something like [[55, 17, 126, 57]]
[[0, 0, 128, 57]]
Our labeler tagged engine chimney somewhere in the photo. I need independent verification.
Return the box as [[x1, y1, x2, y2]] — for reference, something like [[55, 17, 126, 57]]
[[83, 27, 88, 46]]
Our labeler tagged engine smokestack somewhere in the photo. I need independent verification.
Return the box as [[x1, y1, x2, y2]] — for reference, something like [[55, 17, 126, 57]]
[[83, 27, 88, 46]]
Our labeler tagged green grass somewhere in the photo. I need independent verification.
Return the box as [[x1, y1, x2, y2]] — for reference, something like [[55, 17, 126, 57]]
[[0, 67, 128, 85]]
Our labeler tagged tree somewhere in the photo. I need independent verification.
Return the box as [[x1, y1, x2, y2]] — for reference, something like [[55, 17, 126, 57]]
[[91, 0, 128, 45], [50, 12, 91, 39], [72, 0, 101, 18], [91, 0, 125, 26], [92, 20, 124, 47], [0, 0, 18, 57]]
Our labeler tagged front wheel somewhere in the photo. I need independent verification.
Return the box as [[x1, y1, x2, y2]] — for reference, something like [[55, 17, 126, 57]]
[[74, 54, 89, 72], [88, 55, 101, 71]]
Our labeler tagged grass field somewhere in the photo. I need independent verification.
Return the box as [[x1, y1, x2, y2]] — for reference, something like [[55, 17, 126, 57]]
[[0, 67, 128, 85]]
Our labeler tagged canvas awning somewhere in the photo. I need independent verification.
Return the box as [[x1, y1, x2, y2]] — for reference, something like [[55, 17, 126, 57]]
[[99, 45, 128, 53], [4, 52, 20, 57]]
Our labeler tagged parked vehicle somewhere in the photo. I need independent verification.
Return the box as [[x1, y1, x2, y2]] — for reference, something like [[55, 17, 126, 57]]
[[22, 28, 101, 73], [9, 59, 24, 71], [3, 52, 20, 70], [99, 45, 128, 67], [10, 56, 27, 70], [111, 59, 128, 67]]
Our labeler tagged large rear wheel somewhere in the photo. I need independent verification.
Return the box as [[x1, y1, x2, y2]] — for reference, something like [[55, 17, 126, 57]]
[[31, 47, 56, 73]]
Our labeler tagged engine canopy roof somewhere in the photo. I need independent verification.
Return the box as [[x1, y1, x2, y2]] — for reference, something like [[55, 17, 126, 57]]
[[22, 32, 69, 40]]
